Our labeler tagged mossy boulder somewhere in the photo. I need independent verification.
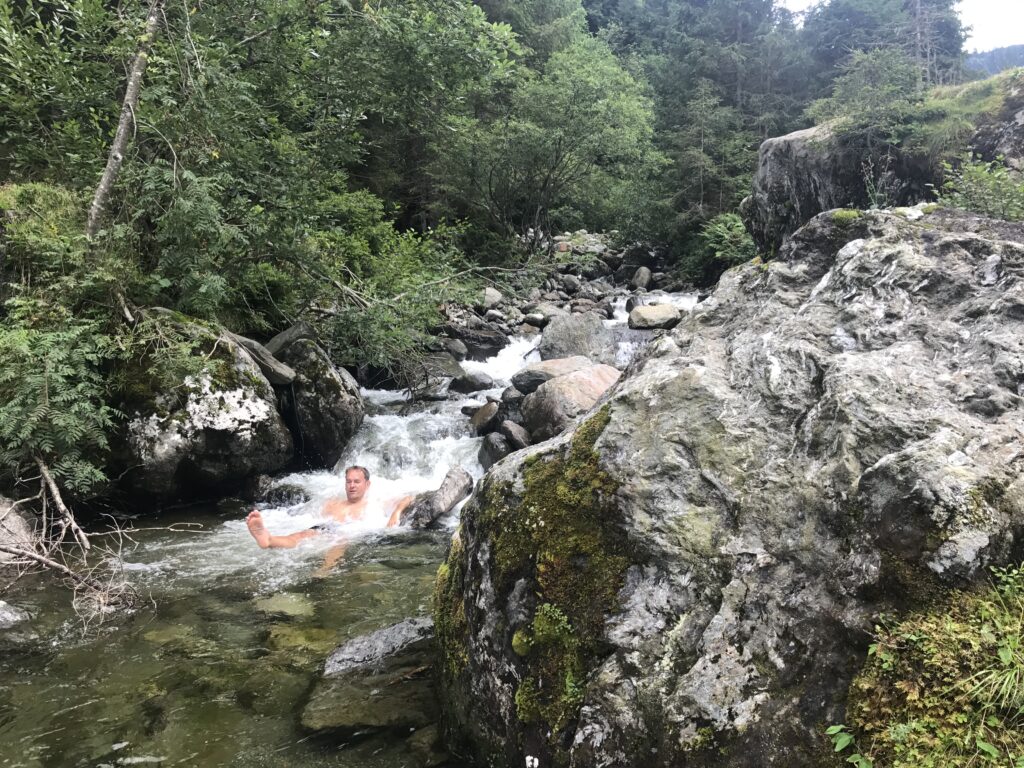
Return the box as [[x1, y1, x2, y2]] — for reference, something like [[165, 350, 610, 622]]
[[436, 208, 1024, 767], [118, 315, 293, 503]]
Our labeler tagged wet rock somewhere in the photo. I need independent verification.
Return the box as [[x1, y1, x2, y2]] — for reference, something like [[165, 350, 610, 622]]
[[523, 313, 547, 328], [0, 498, 35, 565], [518, 323, 541, 337], [511, 356, 596, 395], [407, 725, 448, 768], [477, 287, 504, 311], [302, 618, 437, 734], [528, 302, 570, 325], [442, 338, 469, 361], [500, 421, 532, 450], [629, 266, 652, 290], [470, 402, 500, 436], [538, 313, 618, 367], [628, 304, 681, 330], [120, 321, 293, 501], [449, 371, 495, 394], [0, 600, 29, 630], [437, 208, 1024, 767], [561, 274, 582, 294], [401, 466, 474, 529], [277, 339, 365, 469], [421, 351, 465, 380], [261, 482, 311, 507], [479, 433, 512, 470], [522, 364, 621, 441], [268, 624, 337, 656], [484, 309, 506, 324], [444, 324, 510, 362]]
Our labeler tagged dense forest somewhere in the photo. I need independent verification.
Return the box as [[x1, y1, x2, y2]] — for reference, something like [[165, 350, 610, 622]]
[[0, 0, 980, 507]]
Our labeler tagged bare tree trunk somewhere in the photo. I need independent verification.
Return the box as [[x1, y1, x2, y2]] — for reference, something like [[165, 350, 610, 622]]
[[86, 0, 163, 239]]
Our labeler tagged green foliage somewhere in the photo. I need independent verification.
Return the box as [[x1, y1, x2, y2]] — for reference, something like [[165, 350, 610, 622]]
[[939, 155, 1024, 221], [844, 564, 1024, 767], [827, 724, 874, 768], [699, 212, 757, 266], [0, 300, 118, 495], [436, 35, 662, 242], [809, 48, 920, 149]]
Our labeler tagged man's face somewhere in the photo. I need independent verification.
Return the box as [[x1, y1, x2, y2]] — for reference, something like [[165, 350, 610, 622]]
[[345, 470, 369, 502]]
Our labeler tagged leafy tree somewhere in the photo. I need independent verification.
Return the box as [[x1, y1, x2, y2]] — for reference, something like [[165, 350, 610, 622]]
[[435, 36, 662, 244]]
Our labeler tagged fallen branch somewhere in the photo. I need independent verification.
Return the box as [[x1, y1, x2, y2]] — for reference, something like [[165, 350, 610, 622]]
[[35, 457, 91, 552], [0, 544, 103, 592]]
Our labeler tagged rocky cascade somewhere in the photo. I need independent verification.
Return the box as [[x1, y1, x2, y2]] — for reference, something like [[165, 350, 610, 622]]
[[435, 207, 1024, 767]]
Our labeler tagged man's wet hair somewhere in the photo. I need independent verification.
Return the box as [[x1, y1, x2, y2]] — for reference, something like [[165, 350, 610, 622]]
[[345, 465, 370, 481]]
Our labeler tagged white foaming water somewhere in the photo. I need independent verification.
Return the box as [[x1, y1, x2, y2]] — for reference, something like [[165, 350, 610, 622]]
[[126, 337, 544, 590], [605, 291, 701, 328], [461, 335, 540, 385]]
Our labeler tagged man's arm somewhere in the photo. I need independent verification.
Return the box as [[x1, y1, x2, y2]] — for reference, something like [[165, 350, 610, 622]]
[[386, 495, 415, 528], [246, 509, 321, 549]]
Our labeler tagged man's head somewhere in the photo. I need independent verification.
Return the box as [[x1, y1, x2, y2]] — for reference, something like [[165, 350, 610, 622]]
[[344, 466, 370, 502]]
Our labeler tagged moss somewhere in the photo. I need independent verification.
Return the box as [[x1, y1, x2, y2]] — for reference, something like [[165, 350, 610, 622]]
[[433, 534, 469, 682], [473, 405, 628, 762], [512, 628, 533, 657], [920, 203, 940, 215], [845, 564, 1024, 767], [832, 209, 863, 226]]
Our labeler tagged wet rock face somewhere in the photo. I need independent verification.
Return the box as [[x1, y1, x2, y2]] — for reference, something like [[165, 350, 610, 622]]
[[277, 339, 365, 469], [436, 208, 1024, 767]]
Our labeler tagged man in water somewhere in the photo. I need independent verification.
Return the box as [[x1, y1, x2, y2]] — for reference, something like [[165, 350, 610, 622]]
[[245, 465, 412, 549]]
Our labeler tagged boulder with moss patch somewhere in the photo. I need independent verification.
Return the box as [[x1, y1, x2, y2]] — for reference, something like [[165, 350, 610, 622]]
[[436, 207, 1024, 767], [119, 322, 293, 502]]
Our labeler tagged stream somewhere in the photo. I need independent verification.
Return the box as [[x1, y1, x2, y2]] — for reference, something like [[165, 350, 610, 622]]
[[0, 297, 693, 768]]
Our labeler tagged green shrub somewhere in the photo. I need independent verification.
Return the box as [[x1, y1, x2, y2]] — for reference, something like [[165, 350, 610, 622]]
[[843, 564, 1024, 767], [939, 155, 1024, 222], [698, 213, 757, 265]]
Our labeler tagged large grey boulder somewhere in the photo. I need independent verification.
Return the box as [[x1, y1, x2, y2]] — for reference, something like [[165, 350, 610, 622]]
[[225, 331, 295, 385], [276, 339, 365, 469], [436, 208, 1024, 768], [741, 124, 933, 253], [511, 356, 596, 395], [122, 326, 293, 501], [521, 364, 621, 442], [302, 618, 436, 734], [477, 287, 504, 311], [538, 313, 617, 367]]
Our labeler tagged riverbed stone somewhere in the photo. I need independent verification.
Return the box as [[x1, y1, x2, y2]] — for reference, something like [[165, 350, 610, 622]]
[[437, 208, 1024, 768], [500, 420, 532, 450], [302, 618, 437, 734], [277, 339, 365, 469], [449, 371, 495, 394], [478, 433, 512, 470], [0, 600, 29, 630], [255, 593, 316, 619], [629, 266, 652, 290], [628, 303, 681, 330], [477, 287, 504, 311], [538, 313, 617, 366], [401, 466, 474, 529], [521, 364, 621, 441], [470, 402, 500, 436], [511, 356, 596, 395]]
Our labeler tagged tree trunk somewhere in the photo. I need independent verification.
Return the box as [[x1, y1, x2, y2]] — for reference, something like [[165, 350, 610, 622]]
[[86, 0, 164, 239]]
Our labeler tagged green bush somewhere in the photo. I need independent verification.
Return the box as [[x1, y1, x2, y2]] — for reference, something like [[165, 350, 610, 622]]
[[939, 155, 1024, 222], [843, 564, 1024, 767]]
